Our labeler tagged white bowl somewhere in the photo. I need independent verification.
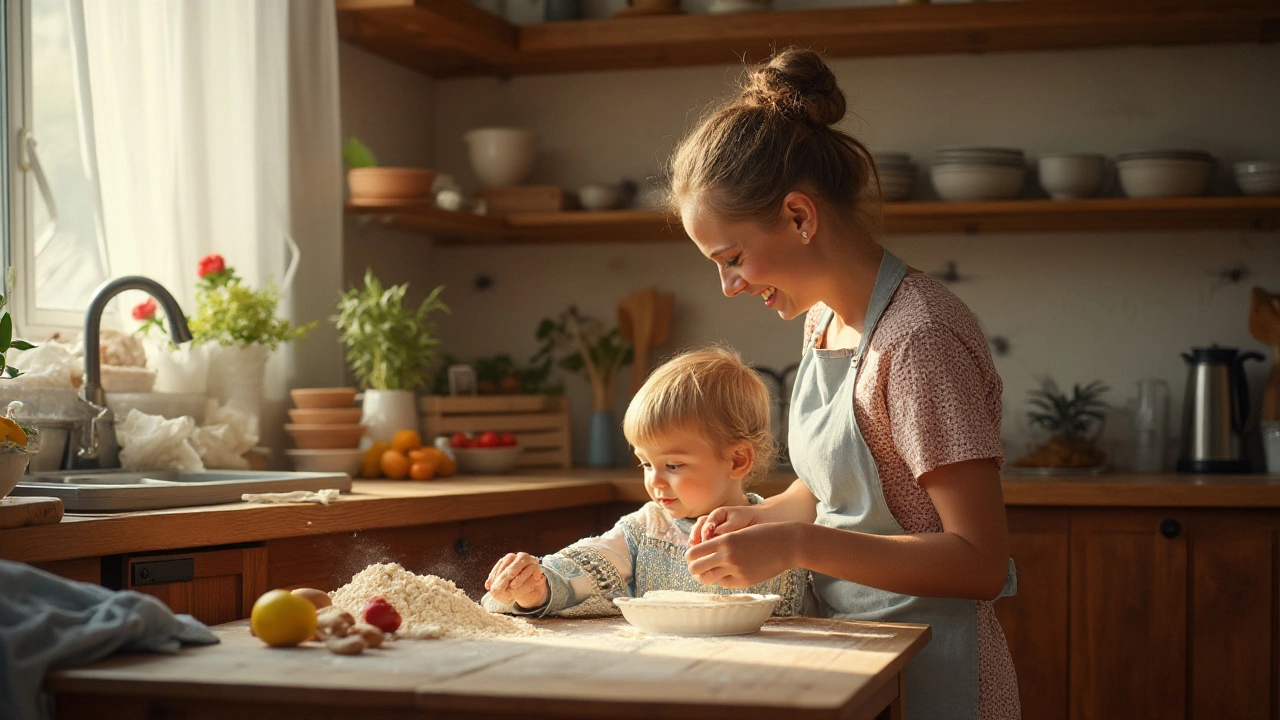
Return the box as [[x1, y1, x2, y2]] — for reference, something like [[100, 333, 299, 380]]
[[1117, 158, 1212, 198], [286, 448, 362, 476], [452, 445, 523, 474], [931, 164, 1026, 201], [579, 184, 620, 210], [107, 392, 208, 424], [1233, 161, 1280, 197], [613, 593, 781, 636], [464, 128, 538, 187], [0, 452, 31, 499], [1037, 153, 1105, 200]]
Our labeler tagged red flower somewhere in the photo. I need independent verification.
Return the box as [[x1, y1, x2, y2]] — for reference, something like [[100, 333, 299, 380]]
[[197, 254, 226, 278], [132, 298, 158, 321]]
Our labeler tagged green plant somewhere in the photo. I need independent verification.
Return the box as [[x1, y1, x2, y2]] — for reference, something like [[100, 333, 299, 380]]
[[343, 137, 378, 169], [333, 269, 449, 391], [0, 269, 35, 379], [1026, 379, 1110, 440], [187, 254, 316, 351], [533, 307, 631, 411]]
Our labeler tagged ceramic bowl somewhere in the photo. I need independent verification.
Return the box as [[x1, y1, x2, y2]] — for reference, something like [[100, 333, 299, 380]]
[[452, 445, 523, 474], [579, 184, 621, 211], [290, 388, 357, 409], [1117, 158, 1212, 198], [347, 168, 436, 204], [1233, 161, 1280, 197], [464, 128, 538, 187], [288, 407, 363, 425], [1037, 153, 1106, 200], [931, 164, 1026, 201], [285, 448, 363, 476], [613, 593, 781, 636], [0, 452, 31, 499], [284, 423, 367, 450]]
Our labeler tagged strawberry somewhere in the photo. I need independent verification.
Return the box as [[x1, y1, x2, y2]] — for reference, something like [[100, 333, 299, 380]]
[[361, 596, 402, 633]]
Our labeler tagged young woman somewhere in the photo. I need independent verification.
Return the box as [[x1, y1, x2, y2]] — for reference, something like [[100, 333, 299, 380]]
[[675, 49, 1020, 719]]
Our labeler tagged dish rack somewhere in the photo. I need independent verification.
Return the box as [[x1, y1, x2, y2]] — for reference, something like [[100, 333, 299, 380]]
[[418, 394, 571, 468]]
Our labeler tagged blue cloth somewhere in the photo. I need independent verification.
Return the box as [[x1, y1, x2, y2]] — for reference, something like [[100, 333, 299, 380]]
[[0, 559, 218, 720]]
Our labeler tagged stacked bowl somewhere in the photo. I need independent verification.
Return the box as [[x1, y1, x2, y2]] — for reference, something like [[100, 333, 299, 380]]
[[930, 147, 1027, 201], [1233, 161, 1280, 197], [1116, 149, 1214, 198], [285, 388, 365, 476], [867, 153, 917, 202]]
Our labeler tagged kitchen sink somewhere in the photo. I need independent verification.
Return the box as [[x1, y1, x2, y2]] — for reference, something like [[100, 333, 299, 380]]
[[10, 469, 352, 512]]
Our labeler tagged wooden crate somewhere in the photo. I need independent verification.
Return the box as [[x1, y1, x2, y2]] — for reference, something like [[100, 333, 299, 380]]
[[419, 394, 572, 468]]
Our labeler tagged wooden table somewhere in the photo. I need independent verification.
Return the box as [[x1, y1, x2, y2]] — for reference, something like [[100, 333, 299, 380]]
[[46, 616, 930, 720]]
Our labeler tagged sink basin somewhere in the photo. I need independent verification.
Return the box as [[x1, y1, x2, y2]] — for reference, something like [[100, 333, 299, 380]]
[[11, 469, 352, 512]]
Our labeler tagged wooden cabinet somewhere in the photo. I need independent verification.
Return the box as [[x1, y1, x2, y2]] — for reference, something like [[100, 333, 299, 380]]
[[997, 507, 1280, 719], [115, 545, 268, 627], [32, 557, 102, 585]]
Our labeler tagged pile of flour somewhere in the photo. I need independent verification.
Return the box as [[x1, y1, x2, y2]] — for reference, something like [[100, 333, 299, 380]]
[[330, 562, 538, 639]]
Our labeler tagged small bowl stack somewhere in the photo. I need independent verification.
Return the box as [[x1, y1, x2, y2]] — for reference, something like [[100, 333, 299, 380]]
[[931, 147, 1027, 201], [1116, 149, 1214, 198], [867, 153, 916, 202], [285, 388, 364, 476], [1233, 161, 1280, 197]]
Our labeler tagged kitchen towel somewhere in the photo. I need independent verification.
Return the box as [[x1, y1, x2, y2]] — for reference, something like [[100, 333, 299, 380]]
[[0, 559, 218, 720]]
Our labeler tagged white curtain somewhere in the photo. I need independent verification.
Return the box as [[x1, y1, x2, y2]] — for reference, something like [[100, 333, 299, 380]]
[[79, 0, 345, 459]]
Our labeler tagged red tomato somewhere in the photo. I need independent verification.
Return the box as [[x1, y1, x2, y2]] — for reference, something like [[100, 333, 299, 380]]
[[477, 431, 500, 448], [450, 432, 469, 449], [499, 432, 517, 447], [361, 597, 402, 633]]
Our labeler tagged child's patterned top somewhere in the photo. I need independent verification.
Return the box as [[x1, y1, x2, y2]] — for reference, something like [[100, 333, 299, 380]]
[[485, 494, 811, 617]]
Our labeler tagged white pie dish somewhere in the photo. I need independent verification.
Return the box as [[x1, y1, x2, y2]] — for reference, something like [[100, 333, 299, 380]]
[[613, 592, 781, 636]]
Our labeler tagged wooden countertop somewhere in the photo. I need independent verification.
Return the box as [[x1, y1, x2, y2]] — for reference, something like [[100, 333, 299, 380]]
[[2, 468, 1278, 565], [46, 616, 930, 720]]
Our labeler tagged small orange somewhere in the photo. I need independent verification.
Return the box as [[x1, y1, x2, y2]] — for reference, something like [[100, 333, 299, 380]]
[[360, 441, 391, 478], [436, 453, 457, 478], [409, 459, 438, 480], [380, 449, 411, 480], [391, 429, 422, 454], [407, 448, 431, 463]]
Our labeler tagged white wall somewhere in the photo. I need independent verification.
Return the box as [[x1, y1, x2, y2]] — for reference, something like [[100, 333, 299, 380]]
[[342, 39, 1280, 469]]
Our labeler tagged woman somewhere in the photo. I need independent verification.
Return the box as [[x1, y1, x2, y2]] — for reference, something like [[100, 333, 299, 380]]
[[676, 48, 1020, 719]]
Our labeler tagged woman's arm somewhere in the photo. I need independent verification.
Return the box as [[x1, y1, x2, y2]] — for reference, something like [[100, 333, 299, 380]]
[[688, 478, 818, 545], [686, 458, 1010, 601]]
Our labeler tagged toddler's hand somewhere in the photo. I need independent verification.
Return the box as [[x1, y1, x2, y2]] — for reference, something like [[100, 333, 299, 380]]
[[689, 505, 763, 546], [485, 552, 550, 609]]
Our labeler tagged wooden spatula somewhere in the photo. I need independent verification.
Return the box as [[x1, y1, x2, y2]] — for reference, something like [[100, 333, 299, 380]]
[[618, 287, 675, 394]]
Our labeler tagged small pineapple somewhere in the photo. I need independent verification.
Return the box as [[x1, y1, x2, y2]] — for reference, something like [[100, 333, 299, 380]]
[[1013, 379, 1109, 469]]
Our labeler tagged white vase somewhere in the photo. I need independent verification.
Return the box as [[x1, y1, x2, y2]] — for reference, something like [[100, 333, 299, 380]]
[[205, 343, 270, 419], [360, 389, 419, 447]]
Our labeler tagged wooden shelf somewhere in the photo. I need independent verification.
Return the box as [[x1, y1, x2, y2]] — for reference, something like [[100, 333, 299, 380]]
[[346, 196, 1280, 244], [336, 0, 1280, 78]]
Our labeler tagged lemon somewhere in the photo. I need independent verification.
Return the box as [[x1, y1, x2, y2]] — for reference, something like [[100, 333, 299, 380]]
[[250, 589, 317, 647]]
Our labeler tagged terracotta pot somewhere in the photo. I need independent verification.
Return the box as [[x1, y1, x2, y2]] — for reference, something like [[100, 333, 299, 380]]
[[348, 168, 437, 204]]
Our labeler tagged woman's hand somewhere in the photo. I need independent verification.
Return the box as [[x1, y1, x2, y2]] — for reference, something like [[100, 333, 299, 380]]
[[685, 523, 803, 588], [485, 552, 549, 609], [688, 504, 767, 546]]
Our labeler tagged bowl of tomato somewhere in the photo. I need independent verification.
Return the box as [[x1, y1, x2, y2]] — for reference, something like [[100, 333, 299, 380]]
[[449, 431, 523, 474]]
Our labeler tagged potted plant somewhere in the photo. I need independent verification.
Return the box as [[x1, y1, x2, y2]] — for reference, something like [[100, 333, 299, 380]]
[[1012, 379, 1110, 471], [332, 269, 449, 444], [344, 137, 436, 206], [533, 306, 631, 467], [0, 272, 37, 498], [186, 254, 316, 418]]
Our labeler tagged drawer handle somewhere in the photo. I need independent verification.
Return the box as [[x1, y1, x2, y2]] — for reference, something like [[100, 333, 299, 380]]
[[1159, 518, 1181, 539]]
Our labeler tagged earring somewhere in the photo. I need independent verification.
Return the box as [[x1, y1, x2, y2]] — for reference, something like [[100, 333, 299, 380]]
[[801, 231, 809, 239]]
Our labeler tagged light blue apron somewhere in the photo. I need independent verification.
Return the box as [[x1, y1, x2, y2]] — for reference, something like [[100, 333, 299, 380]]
[[789, 249, 1014, 720]]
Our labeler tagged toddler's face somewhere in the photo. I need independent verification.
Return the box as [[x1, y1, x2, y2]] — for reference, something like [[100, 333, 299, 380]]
[[634, 430, 751, 519]]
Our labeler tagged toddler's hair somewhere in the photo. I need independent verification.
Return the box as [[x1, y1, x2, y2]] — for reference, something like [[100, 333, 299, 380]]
[[623, 346, 777, 486]]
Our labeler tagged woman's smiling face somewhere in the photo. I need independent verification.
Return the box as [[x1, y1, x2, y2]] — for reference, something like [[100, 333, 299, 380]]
[[681, 196, 816, 321]]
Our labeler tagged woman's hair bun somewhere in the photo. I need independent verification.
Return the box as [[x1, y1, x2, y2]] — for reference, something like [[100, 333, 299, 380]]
[[741, 48, 845, 127]]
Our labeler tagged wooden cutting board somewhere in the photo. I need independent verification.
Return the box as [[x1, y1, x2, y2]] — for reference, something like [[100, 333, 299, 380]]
[[0, 496, 64, 529]]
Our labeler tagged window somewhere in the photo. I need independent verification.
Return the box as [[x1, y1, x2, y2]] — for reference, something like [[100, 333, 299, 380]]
[[6, 0, 112, 337]]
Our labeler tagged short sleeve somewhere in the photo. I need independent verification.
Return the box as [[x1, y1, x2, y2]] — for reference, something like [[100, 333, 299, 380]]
[[885, 323, 1003, 478]]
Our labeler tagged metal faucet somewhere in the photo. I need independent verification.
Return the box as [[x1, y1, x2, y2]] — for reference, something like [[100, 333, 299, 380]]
[[77, 276, 192, 465]]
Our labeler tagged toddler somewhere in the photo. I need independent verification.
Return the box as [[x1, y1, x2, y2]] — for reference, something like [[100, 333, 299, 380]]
[[483, 347, 810, 617]]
